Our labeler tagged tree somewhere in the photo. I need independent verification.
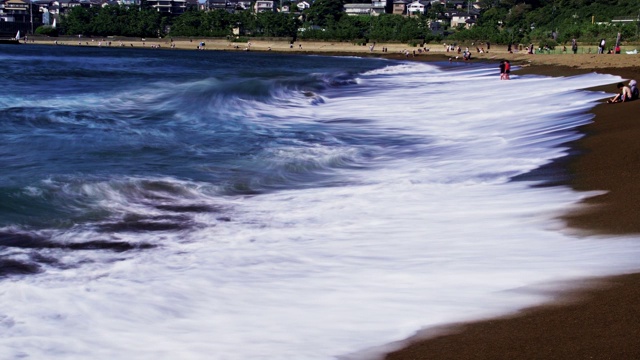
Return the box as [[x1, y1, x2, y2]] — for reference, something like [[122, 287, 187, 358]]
[[91, 5, 121, 36], [304, 0, 344, 27], [255, 12, 299, 37], [35, 25, 58, 37], [59, 4, 164, 38], [170, 9, 204, 36], [59, 6, 98, 36]]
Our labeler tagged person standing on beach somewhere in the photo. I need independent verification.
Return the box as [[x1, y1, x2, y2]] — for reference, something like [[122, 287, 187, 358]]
[[499, 61, 505, 80], [599, 38, 606, 54], [572, 39, 578, 54], [504, 60, 511, 80]]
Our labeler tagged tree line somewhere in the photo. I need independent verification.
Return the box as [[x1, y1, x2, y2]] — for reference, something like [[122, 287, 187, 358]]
[[44, 0, 640, 47], [53, 1, 438, 43]]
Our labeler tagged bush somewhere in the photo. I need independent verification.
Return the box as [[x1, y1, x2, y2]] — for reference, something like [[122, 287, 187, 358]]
[[538, 38, 557, 50], [35, 26, 59, 37], [230, 36, 250, 43], [352, 38, 367, 46]]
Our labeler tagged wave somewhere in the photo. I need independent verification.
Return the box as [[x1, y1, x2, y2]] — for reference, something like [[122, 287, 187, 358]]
[[0, 176, 233, 277], [3, 49, 640, 360]]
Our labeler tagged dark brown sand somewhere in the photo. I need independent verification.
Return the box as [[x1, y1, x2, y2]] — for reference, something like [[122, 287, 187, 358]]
[[384, 65, 640, 360], [384, 273, 640, 360]]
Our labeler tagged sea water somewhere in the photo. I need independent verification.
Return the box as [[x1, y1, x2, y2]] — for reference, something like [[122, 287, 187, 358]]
[[1, 44, 639, 359]]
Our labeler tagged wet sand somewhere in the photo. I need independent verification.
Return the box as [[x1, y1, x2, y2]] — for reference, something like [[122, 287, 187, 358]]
[[25, 37, 640, 358]]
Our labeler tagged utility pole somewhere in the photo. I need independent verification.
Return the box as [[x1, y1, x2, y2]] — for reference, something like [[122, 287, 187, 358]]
[[29, 0, 33, 35]]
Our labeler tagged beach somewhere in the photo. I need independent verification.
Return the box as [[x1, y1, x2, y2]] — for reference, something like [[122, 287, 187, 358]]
[[9, 38, 640, 358], [378, 57, 640, 358], [30, 36, 640, 68]]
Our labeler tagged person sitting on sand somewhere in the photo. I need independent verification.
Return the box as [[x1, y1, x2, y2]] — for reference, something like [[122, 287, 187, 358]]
[[629, 80, 639, 100], [607, 82, 633, 103]]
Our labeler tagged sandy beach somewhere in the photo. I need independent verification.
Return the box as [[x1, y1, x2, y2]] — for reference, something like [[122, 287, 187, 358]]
[[22, 36, 640, 358], [380, 59, 640, 359], [29, 35, 640, 69], [383, 81, 640, 359]]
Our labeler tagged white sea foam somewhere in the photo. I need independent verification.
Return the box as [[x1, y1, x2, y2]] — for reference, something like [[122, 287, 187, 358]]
[[1, 62, 639, 360]]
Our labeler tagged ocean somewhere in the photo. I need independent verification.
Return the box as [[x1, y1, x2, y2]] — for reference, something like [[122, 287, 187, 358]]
[[1, 44, 639, 359]]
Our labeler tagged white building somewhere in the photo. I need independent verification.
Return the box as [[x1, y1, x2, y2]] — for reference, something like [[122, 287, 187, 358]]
[[406, 0, 425, 15], [254, 0, 275, 12], [296, 1, 309, 11]]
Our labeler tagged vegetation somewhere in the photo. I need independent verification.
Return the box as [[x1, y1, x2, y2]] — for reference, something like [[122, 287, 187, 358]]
[[170, 9, 299, 38], [59, 5, 165, 38], [57, 0, 640, 46], [449, 0, 640, 47], [35, 25, 59, 37]]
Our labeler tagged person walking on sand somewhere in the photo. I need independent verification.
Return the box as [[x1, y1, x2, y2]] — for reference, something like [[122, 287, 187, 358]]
[[607, 82, 632, 103], [504, 60, 511, 80]]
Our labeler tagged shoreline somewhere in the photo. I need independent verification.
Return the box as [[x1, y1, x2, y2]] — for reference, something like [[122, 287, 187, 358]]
[[24, 36, 640, 69], [18, 39, 640, 358], [383, 64, 640, 358]]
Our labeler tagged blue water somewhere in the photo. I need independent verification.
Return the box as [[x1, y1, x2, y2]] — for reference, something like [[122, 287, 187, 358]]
[[1, 46, 390, 228], [1, 44, 640, 360]]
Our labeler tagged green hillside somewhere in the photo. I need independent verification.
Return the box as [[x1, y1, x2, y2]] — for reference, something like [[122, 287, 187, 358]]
[[453, 0, 640, 45]]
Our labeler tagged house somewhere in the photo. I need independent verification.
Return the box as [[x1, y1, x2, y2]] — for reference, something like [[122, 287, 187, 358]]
[[57, 0, 82, 12], [0, 0, 30, 22], [450, 0, 465, 9], [371, 0, 391, 15], [406, 0, 427, 16], [392, 0, 407, 15], [206, 0, 227, 10], [296, 1, 309, 11], [81, 0, 107, 7], [253, 0, 275, 12], [0, 0, 44, 36], [427, 19, 441, 32], [147, 0, 187, 15], [344, 3, 371, 15], [450, 12, 475, 28], [236, 0, 251, 10], [204, 0, 247, 12]]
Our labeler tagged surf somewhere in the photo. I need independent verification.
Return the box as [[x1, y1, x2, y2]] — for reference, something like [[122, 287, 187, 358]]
[[1, 47, 640, 360]]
